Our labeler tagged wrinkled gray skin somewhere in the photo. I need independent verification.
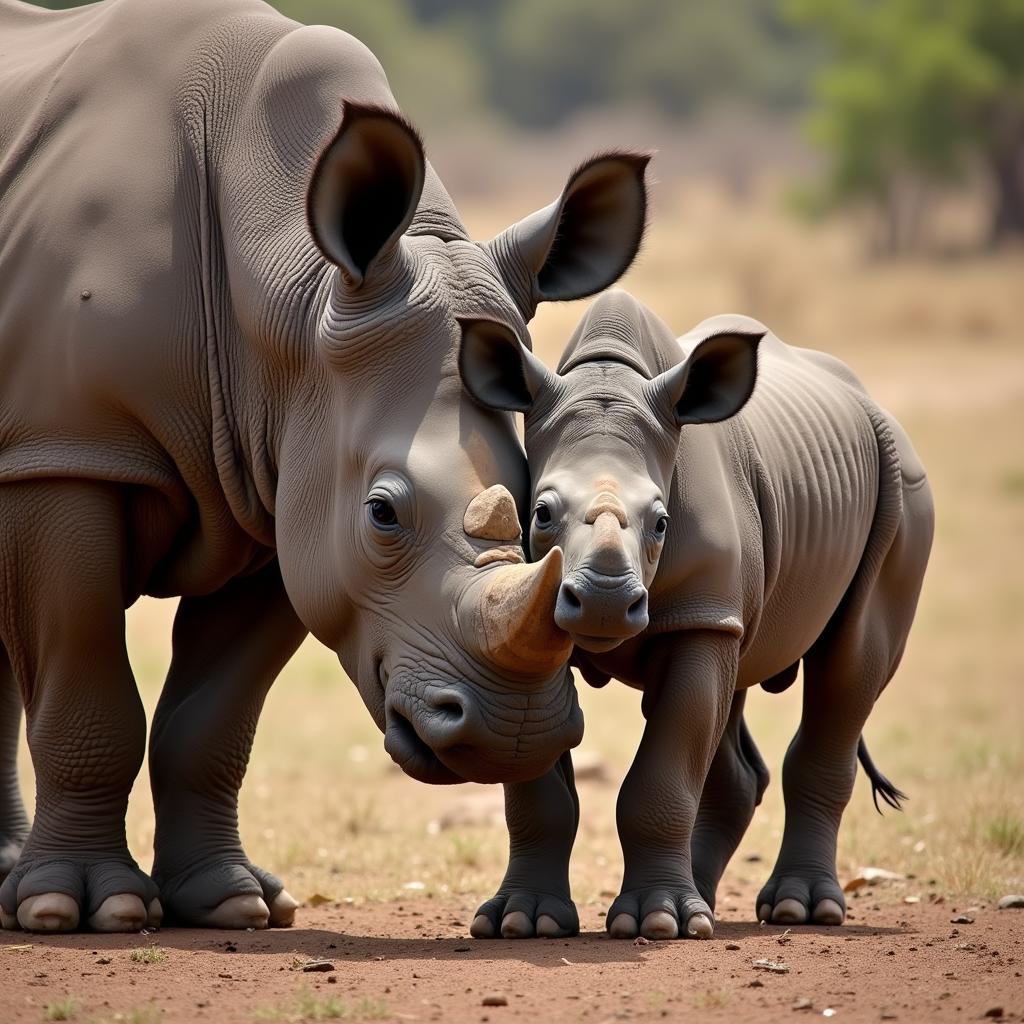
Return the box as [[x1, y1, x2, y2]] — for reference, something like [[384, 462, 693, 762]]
[[0, 0, 650, 933], [462, 290, 934, 940]]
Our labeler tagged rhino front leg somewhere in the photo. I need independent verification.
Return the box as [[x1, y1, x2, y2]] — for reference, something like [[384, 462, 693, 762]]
[[0, 648, 30, 882], [608, 631, 737, 941], [0, 481, 159, 933], [471, 750, 579, 939], [149, 560, 307, 929], [690, 691, 769, 910]]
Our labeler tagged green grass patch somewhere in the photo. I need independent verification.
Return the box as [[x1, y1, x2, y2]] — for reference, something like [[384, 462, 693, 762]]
[[42, 999, 78, 1022], [998, 469, 1024, 495], [129, 945, 166, 965], [256, 989, 390, 1022], [986, 812, 1024, 857], [105, 1005, 161, 1024]]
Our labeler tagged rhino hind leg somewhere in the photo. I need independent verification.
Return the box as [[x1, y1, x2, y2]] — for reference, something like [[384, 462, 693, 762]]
[[0, 481, 159, 933], [691, 691, 769, 910], [472, 750, 580, 940], [149, 561, 307, 929], [758, 471, 933, 927], [0, 649, 30, 884]]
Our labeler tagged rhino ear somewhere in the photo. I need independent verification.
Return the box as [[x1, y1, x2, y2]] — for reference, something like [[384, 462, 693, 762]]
[[489, 153, 650, 317], [648, 331, 763, 426], [307, 103, 425, 287], [458, 320, 556, 413]]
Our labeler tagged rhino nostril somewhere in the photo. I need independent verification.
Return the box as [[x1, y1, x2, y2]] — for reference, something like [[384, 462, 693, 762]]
[[560, 581, 582, 612], [626, 589, 649, 626], [433, 698, 464, 723]]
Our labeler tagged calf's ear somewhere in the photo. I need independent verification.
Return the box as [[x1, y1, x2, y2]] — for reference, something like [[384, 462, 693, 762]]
[[488, 153, 650, 318], [458, 320, 556, 413], [307, 103, 425, 287], [648, 331, 763, 426]]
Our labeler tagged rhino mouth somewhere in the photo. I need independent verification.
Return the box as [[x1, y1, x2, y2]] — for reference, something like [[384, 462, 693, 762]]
[[383, 705, 464, 785], [570, 632, 630, 654]]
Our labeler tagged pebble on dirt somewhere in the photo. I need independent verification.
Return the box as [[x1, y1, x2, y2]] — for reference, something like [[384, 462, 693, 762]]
[[752, 957, 790, 973], [300, 959, 336, 973], [997, 894, 1024, 910], [482, 994, 509, 1007], [950, 914, 975, 924]]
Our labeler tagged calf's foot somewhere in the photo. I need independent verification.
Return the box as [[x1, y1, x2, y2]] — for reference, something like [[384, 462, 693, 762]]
[[471, 888, 578, 939], [155, 858, 296, 929], [756, 870, 845, 925], [0, 854, 160, 933], [607, 883, 714, 940]]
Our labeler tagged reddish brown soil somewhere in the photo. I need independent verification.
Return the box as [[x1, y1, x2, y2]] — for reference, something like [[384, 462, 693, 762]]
[[4, 883, 1021, 1024]]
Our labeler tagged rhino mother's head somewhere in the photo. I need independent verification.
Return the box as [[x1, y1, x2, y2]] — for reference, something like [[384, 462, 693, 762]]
[[271, 104, 649, 785]]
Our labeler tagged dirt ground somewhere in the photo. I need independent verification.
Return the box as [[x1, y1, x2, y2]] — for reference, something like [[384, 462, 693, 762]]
[[4, 884, 1022, 1024]]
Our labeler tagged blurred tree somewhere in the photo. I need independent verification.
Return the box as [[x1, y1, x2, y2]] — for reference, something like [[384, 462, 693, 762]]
[[27, 0, 818, 132], [791, 0, 1024, 249], [467, 0, 817, 128], [272, 0, 484, 130]]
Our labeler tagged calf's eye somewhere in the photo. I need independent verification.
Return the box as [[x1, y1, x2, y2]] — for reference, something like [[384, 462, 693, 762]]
[[368, 498, 398, 529], [534, 503, 552, 527], [655, 515, 669, 537]]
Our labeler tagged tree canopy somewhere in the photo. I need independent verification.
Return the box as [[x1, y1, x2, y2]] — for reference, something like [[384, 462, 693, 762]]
[[791, 0, 1024, 247]]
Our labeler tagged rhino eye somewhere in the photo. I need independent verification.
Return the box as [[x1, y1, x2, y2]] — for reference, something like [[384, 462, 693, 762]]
[[534, 503, 552, 528], [367, 498, 399, 529], [654, 514, 670, 537]]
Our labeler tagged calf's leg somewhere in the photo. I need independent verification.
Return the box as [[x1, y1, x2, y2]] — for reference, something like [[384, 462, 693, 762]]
[[0, 481, 158, 932], [758, 475, 933, 925], [471, 750, 579, 939], [149, 559, 307, 928], [690, 691, 768, 909], [608, 631, 737, 940]]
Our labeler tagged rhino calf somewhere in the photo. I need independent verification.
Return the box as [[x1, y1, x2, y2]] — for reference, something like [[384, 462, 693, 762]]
[[461, 291, 933, 940]]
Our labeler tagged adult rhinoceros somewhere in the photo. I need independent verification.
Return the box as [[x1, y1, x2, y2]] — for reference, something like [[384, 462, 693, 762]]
[[0, 0, 649, 933]]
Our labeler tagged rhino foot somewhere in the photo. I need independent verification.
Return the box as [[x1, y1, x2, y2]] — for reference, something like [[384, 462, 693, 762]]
[[471, 888, 578, 939], [606, 884, 714, 940], [0, 853, 160, 933], [0, 838, 26, 884], [154, 859, 296, 929], [756, 872, 846, 926]]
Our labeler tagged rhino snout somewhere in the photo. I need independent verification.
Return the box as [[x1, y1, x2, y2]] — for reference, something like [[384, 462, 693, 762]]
[[555, 568, 649, 652], [384, 684, 487, 785]]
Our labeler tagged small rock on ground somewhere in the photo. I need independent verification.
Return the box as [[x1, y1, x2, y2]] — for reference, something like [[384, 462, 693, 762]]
[[482, 994, 508, 1007], [996, 894, 1024, 910]]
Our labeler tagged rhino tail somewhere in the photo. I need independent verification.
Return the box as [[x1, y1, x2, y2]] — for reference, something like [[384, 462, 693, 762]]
[[857, 736, 907, 815]]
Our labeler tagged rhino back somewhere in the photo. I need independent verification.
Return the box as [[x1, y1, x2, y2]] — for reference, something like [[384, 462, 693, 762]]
[[651, 328, 884, 688]]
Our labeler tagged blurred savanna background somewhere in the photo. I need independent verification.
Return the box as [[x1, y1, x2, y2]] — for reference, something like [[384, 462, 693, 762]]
[[20, 0, 1024, 922]]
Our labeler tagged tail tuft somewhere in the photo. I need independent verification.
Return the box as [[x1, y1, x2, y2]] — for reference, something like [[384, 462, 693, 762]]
[[857, 736, 907, 815]]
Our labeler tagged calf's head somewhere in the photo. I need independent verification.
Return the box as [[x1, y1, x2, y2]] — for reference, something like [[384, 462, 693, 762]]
[[461, 291, 762, 654], [270, 107, 650, 782]]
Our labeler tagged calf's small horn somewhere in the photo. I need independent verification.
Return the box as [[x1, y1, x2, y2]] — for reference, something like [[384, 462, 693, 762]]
[[473, 547, 573, 677]]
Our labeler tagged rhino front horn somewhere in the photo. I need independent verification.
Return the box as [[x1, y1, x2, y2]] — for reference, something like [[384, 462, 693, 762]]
[[473, 547, 573, 677]]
